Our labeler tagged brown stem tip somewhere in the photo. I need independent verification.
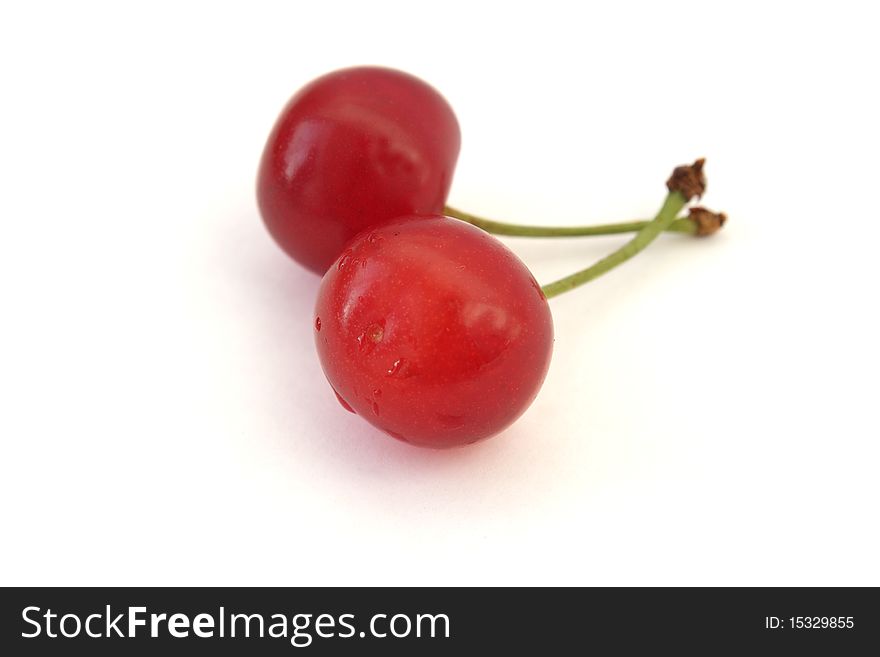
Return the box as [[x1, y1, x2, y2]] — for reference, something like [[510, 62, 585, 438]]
[[666, 158, 707, 201], [688, 206, 727, 236]]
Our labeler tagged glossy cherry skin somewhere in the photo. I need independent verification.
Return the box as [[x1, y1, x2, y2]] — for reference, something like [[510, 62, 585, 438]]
[[257, 67, 461, 274], [314, 215, 554, 448]]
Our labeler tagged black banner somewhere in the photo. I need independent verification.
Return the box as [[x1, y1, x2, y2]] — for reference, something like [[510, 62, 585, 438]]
[[1, 587, 877, 654]]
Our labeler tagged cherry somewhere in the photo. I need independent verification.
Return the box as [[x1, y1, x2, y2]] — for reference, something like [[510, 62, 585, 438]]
[[311, 160, 716, 448], [314, 215, 554, 448], [257, 67, 461, 274]]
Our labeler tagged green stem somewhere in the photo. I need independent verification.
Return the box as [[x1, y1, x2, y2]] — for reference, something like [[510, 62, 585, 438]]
[[444, 205, 697, 237], [540, 191, 689, 299]]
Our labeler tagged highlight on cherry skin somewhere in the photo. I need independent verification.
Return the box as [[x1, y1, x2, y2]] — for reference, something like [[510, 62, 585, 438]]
[[257, 66, 461, 274], [314, 215, 554, 449]]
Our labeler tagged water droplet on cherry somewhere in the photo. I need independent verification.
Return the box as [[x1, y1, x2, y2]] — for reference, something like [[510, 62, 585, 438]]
[[386, 358, 405, 376], [332, 388, 355, 413], [337, 250, 353, 270]]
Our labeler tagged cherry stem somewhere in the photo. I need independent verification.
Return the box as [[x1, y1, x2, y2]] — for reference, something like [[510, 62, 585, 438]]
[[540, 190, 689, 299], [445, 205, 697, 237]]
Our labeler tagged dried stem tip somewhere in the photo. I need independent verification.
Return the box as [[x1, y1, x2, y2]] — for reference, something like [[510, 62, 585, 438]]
[[688, 206, 727, 236], [666, 158, 707, 201]]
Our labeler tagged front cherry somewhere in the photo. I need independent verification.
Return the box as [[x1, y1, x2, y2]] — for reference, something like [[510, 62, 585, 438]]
[[314, 215, 554, 448], [257, 67, 461, 274]]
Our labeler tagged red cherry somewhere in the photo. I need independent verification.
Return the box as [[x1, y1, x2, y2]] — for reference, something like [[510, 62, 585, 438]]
[[257, 67, 461, 274], [314, 215, 554, 448]]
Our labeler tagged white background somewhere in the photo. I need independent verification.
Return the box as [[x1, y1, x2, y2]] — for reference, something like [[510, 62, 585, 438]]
[[1, 1, 878, 586]]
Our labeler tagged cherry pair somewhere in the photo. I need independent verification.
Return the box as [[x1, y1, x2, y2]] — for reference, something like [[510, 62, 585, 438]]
[[257, 67, 723, 448]]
